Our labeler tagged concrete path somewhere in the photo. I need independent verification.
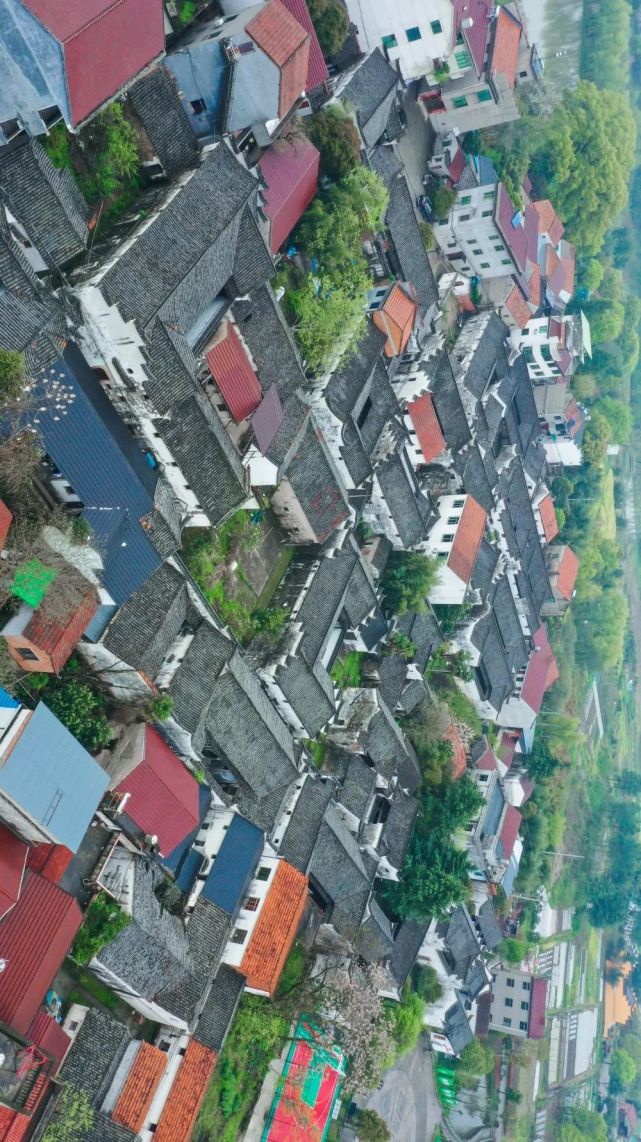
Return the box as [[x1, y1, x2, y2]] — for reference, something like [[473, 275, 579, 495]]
[[360, 1041, 443, 1141], [397, 84, 435, 202]]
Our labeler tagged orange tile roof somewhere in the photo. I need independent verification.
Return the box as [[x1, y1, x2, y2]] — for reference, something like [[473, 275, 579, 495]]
[[443, 720, 467, 780], [555, 545, 579, 600], [0, 1106, 30, 1141], [537, 493, 558, 543], [241, 860, 308, 997], [373, 283, 417, 357], [112, 1042, 167, 1133], [505, 285, 531, 330], [545, 654, 560, 690], [407, 392, 446, 463], [448, 496, 486, 583], [490, 6, 522, 88], [153, 1040, 217, 1142], [604, 961, 634, 1031], [0, 500, 13, 549], [247, 0, 310, 118], [532, 200, 564, 245], [527, 261, 542, 307], [23, 587, 98, 673]]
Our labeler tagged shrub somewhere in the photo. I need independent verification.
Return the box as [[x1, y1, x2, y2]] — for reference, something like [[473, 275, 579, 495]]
[[82, 104, 139, 201], [306, 107, 361, 181], [392, 986, 425, 1055], [386, 631, 416, 660], [331, 650, 364, 688], [382, 552, 439, 615], [72, 891, 131, 965], [356, 1109, 391, 1142], [307, 0, 349, 57], [0, 349, 25, 403], [412, 964, 443, 1004], [46, 680, 112, 751], [146, 693, 173, 721], [431, 186, 457, 219]]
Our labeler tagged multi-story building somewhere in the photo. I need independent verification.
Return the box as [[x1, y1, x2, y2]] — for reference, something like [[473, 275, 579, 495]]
[[489, 967, 548, 1039], [434, 177, 527, 280], [343, 1, 455, 83], [515, 312, 592, 384]]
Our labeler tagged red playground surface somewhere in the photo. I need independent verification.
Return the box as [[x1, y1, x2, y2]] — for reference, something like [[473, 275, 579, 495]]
[[263, 1021, 346, 1141]]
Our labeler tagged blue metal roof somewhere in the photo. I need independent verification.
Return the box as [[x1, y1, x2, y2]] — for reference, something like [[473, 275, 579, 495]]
[[480, 783, 504, 841], [162, 784, 211, 877], [201, 813, 264, 919], [501, 852, 520, 897], [33, 344, 162, 605], [0, 702, 109, 852], [0, 688, 19, 709], [175, 847, 205, 894]]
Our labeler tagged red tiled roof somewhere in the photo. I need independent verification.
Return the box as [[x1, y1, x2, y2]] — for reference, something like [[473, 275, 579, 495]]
[[206, 320, 262, 423], [555, 545, 579, 600], [259, 132, 320, 253], [532, 200, 564, 245], [526, 261, 542, 307], [495, 184, 527, 272], [0, 824, 28, 921], [407, 392, 445, 463], [475, 747, 497, 772], [452, 0, 494, 75], [519, 777, 535, 804], [521, 624, 557, 715], [373, 283, 417, 357], [0, 499, 13, 549], [279, 0, 329, 93], [505, 284, 531, 330], [524, 205, 540, 263], [448, 146, 467, 183], [26, 842, 74, 885], [153, 1040, 217, 1142], [113, 1042, 167, 1133], [23, 588, 98, 673], [444, 720, 467, 780], [0, 1106, 30, 1141], [497, 731, 518, 770], [241, 860, 308, 997], [549, 248, 575, 303], [528, 976, 548, 1038], [498, 805, 522, 861], [26, 1011, 71, 1070], [22, 0, 165, 126], [247, 0, 310, 119], [117, 725, 200, 857], [563, 398, 583, 438], [491, 6, 522, 88], [0, 872, 81, 1035], [448, 496, 486, 583], [252, 384, 284, 455], [537, 493, 558, 542]]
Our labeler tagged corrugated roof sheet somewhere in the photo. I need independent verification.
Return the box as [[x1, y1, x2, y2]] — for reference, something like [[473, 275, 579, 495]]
[[452, 0, 493, 75], [0, 872, 81, 1035], [201, 814, 264, 917], [247, 0, 310, 118], [252, 384, 285, 455], [153, 1039, 217, 1142], [497, 805, 521, 862], [117, 726, 200, 857], [23, 587, 98, 673], [22, 0, 165, 126], [259, 132, 320, 253], [112, 1042, 167, 1133], [26, 1010, 71, 1068], [373, 283, 417, 357], [0, 824, 28, 921], [528, 976, 548, 1038], [207, 320, 262, 424], [240, 860, 308, 996], [495, 184, 527, 272]]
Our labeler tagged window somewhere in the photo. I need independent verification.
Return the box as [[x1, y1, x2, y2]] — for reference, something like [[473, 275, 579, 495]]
[[519, 1021, 528, 1031], [453, 499, 464, 507], [454, 48, 472, 69], [507, 978, 515, 988], [256, 866, 271, 882], [522, 981, 531, 991], [477, 88, 493, 103], [481, 210, 492, 217], [244, 896, 260, 912], [501, 259, 512, 265], [480, 262, 490, 269], [460, 195, 472, 205], [493, 244, 505, 252], [520, 1001, 529, 1011], [447, 516, 460, 525], [505, 997, 513, 1008], [406, 26, 422, 42], [459, 214, 470, 222], [503, 1017, 512, 1027], [472, 248, 483, 256], [442, 533, 455, 543], [18, 647, 39, 661], [230, 927, 248, 944], [382, 34, 397, 49], [189, 98, 207, 115], [430, 20, 442, 34], [453, 96, 468, 109], [483, 191, 495, 201]]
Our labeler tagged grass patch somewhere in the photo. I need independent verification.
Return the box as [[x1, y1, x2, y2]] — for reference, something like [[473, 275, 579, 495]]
[[304, 735, 328, 769], [432, 674, 483, 736], [277, 943, 306, 998], [548, 811, 565, 850], [72, 891, 130, 965], [331, 651, 365, 689]]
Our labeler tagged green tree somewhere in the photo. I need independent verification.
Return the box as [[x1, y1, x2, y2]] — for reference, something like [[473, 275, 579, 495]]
[[382, 552, 439, 615], [580, 298, 625, 343], [620, 770, 641, 795], [431, 186, 457, 219], [582, 409, 612, 468], [45, 681, 112, 751], [356, 1110, 391, 1142], [82, 103, 139, 200], [506, 1087, 522, 1103], [307, 0, 349, 56], [42, 1084, 94, 1141], [412, 964, 443, 1004], [393, 985, 425, 1054], [610, 1047, 636, 1091], [380, 833, 472, 920], [575, 587, 628, 669], [0, 349, 25, 403], [146, 693, 173, 721], [499, 937, 526, 965], [597, 396, 632, 443], [580, 258, 605, 292], [306, 107, 361, 180], [457, 1038, 495, 1086], [570, 1108, 607, 1141], [558, 1127, 583, 1142]]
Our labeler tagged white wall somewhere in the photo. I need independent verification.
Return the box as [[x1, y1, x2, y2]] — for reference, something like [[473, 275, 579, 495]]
[[435, 184, 517, 279], [344, 0, 454, 80]]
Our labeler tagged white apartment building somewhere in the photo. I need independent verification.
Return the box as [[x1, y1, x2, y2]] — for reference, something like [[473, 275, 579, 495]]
[[434, 180, 526, 280], [515, 312, 592, 384], [344, 0, 455, 82]]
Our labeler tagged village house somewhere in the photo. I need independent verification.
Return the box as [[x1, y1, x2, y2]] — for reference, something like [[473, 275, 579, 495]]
[[488, 966, 548, 1039]]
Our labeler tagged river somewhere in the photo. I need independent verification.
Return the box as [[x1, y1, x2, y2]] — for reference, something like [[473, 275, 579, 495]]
[[516, 0, 583, 101]]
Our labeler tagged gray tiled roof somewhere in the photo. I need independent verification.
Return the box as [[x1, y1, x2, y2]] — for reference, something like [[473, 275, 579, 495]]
[[368, 143, 403, 188], [355, 898, 395, 962], [309, 803, 372, 910], [330, 884, 372, 941], [0, 225, 68, 374], [398, 677, 427, 714], [276, 655, 337, 738], [0, 138, 89, 266], [376, 452, 433, 547], [445, 905, 482, 981], [445, 994, 474, 1053], [294, 540, 360, 665], [471, 539, 500, 597], [103, 561, 194, 675], [472, 611, 513, 711], [127, 65, 200, 176], [235, 779, 294, 835], [477, 900, 502, 950], [390, 918, 430, 989], [492, 575, 529, 675], [282, 417, 350, 544], [380, 792, 419, 868], [325, 322, 386, 423], [455, 442, 495, 513], [341, 49, 399, 149], [453, 311, 506, 401], [196, 964, 246, 1052], [155, 896, 232, 1025], [385, 174, 438, 315], [232, 205, 275, 296], [59, 1008, 130, 1107], [277, 773, 335, 870], [100, 144, 257, 328], [141, 478, 184, 558], [169, 619, 233, 735], [358, 359, 401, 456], [431, 351, 471, 453], [82, 1114, 137, 1142], [337, 753, 376, 819], [233, 286, 306, 407], [378, 653, 407, 711], [265, 394, 309, 473], [396, 609, 442, 671], [364, 698, 409, 780], [500, 460, 551, 620], [343, 557, 378, 628]]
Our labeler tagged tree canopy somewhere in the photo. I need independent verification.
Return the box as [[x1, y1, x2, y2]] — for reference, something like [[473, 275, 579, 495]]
[[382, 552, 439, 615], [307, 0, 349, 57], [0, 349, 26, 404], [306, 106, 361, 181], [380, 831, 472, 920]]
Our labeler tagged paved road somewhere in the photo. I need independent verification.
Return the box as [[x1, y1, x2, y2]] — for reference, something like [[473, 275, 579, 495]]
[[397, 84, 434, 202], [360, 1042, 442, 1141]]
